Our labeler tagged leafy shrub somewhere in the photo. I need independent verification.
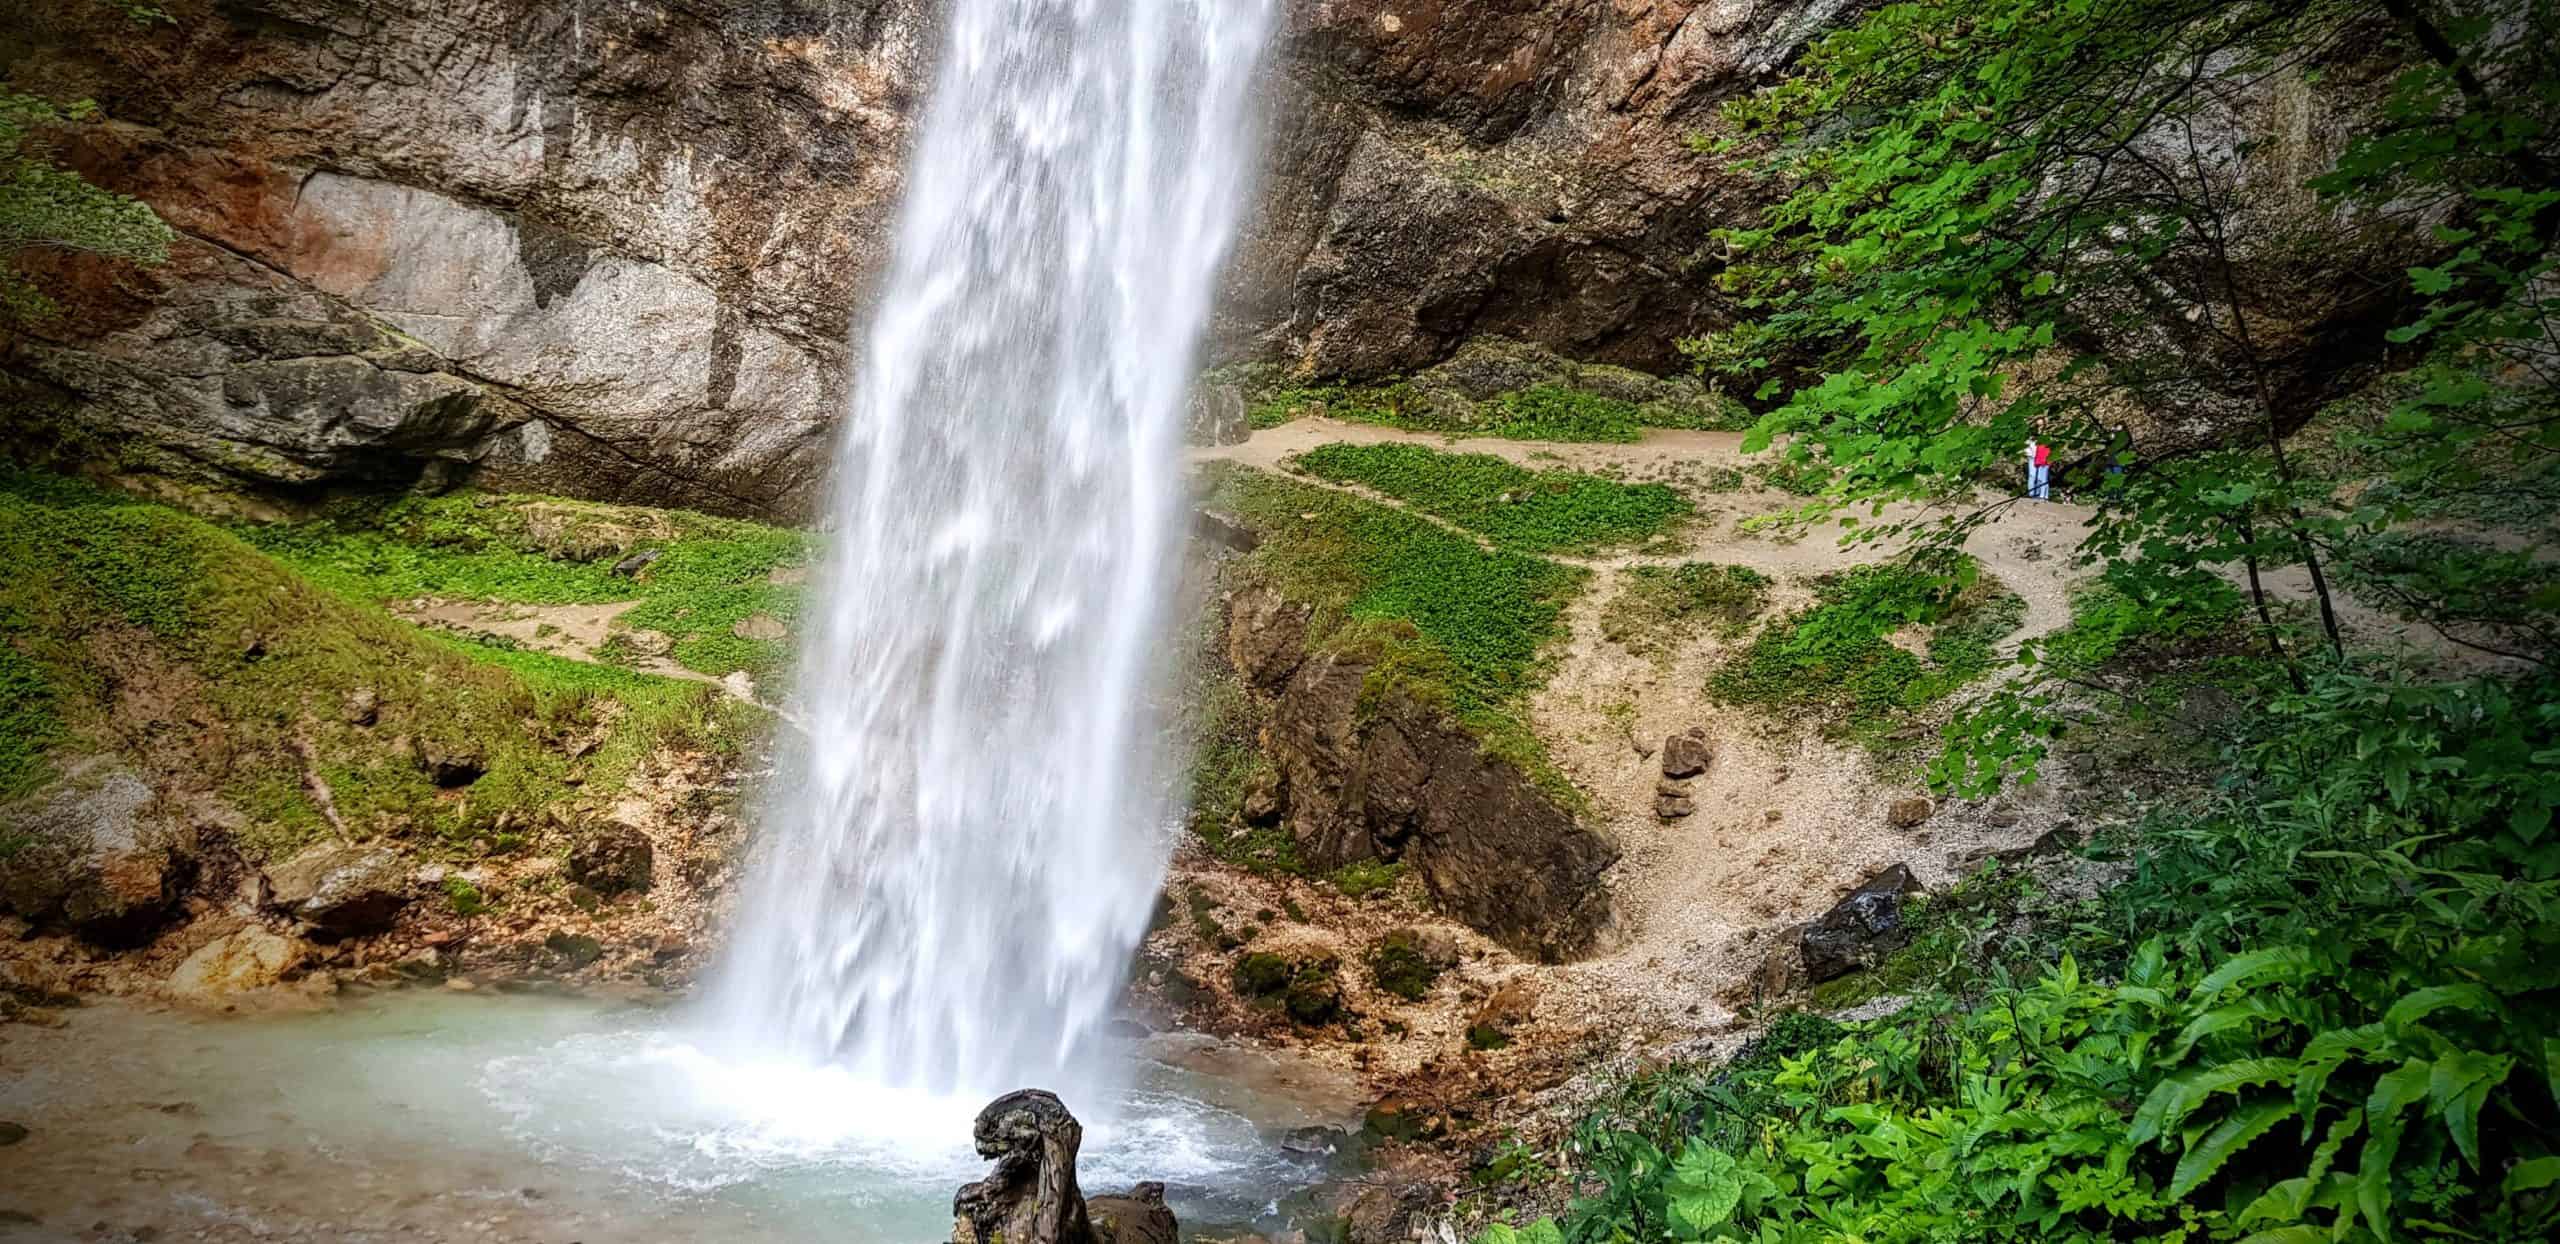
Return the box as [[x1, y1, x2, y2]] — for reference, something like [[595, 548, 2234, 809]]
[[1292, 442, 1690, 555], [1494, 670, 2560, 1244]]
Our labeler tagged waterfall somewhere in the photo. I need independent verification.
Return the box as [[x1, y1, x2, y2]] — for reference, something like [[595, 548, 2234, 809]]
[[711, 0, 1275, 1099]]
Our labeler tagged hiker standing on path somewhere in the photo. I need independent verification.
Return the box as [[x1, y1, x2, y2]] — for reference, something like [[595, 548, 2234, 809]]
[[2026, 425, 2052, 500]]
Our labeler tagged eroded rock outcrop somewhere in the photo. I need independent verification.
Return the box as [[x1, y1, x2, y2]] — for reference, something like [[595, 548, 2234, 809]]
[[1222, 586, 1615, 961], [6, 0, 1860, 513]]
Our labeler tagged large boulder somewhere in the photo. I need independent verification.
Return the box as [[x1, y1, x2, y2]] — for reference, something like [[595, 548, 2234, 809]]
[[1800, 864, 1924, 983], [168, 926, 307, 998], [0, 768, 192, 946], [264, 842, 411, 935]]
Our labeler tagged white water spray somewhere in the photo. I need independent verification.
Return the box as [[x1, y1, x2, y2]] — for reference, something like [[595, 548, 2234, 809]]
[[713, 0, 1275, 1099]]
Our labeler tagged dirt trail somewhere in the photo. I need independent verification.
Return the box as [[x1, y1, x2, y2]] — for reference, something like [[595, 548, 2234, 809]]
[[390, 599, 763, 704], [1198, 418, 2097, 1049]]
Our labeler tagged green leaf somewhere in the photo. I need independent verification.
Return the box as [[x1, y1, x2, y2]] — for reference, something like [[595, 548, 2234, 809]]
[[2170, 1098, 2296, 1198], [2427, 1050, 2512, 1168], [2505, 1157, 2560, 1194]]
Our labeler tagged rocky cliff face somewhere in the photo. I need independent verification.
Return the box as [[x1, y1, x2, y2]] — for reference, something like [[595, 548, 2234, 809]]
[[3, 0, 1840, 516], [1223, 586, 1617, 961]]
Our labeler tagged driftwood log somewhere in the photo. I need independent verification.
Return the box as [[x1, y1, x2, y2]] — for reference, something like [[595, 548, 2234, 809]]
[[952, 1090, 1178, 1244]]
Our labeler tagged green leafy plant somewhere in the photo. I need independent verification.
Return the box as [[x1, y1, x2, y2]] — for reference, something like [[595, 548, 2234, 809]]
[[1291, 442, 1691, 555]]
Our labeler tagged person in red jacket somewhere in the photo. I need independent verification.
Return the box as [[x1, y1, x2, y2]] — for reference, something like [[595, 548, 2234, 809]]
[[2026, 427, 2052, 500]]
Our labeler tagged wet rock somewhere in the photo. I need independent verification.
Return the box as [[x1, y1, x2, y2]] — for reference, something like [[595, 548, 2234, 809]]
[[411, 736, 486, 787], [1660, 728, 1712, 780], [0, 767, 193, 946], [1103, 1018, 1151, 1040], [951, 1089, 1095, 1244], [612, 549, 663, 578], [0, 1122, 25, 1146], [342, 687, 380, 726], [264, 843, 411, 935], [542, 931, 605, 967], [1086, 1182, 1177, 1244], [1280, 1124, 1350, 1157], [1800, 864, 1923, 983], [168, 926, 305, 998], [1191, 509, 1260, 554], [565, 825, 654, 895], [1886, 797, 1933, 829]]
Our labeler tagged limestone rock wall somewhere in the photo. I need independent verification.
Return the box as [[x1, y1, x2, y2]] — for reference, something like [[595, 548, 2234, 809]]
[[3, 0, 1842, 514]]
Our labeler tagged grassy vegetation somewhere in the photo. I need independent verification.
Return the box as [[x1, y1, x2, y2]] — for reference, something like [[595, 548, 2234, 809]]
[[1708, 554, 2023, 746], [1200, 463, 1587, 808], [1598, 562, 1772, 656], [237, 492, 814, 684], [0, 471, 749, 862], [1248, 380, 1748, 442], [1291, 442, 1690, 554]]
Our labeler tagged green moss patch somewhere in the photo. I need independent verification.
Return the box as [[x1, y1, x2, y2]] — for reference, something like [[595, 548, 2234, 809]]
[[1366, 929, 1447, 1001], [1599, 562, 1773, 656], [1291, 442, 1690, 554], [1709, 555, 2024, 746], [236, 492, 814, 685], [0, 471, 748, 863], [1231, 951, 1344, 1026]]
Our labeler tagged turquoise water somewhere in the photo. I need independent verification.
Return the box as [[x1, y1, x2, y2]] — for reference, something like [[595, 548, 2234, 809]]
[[0, 990, 1359, 1242]]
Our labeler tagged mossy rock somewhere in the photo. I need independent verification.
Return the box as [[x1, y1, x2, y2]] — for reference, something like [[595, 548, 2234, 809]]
[[1232, 951, 1344, 1027], [1366, 928, 1453, 1001]]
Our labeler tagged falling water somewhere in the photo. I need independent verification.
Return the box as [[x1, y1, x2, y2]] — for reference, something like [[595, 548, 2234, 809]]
[[711, 0, 1275, 1099]]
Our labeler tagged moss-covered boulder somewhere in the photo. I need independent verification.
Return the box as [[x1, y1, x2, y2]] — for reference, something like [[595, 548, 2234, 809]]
[[1366, 928, 1458, 1001], [1232, 950, 1345, 1027]]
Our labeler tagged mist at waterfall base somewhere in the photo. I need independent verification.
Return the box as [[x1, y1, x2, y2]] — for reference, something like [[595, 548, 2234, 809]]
[[700, 0, 1275, 1138]]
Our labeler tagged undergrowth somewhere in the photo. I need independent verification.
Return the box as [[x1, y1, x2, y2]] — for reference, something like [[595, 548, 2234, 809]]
[[237, 492, 813, 684], [0, 471, 746, 861], [1292, 442, 1691, 554], [1200, 462, 1586, 810], [1599, 563, 1773, 657], [1249, 381, 1745, 442], [1709, 553, 2024, 746]]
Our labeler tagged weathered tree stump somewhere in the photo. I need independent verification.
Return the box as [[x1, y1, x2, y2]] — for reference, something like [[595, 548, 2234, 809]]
[[951, 1090, 1183, 1244]]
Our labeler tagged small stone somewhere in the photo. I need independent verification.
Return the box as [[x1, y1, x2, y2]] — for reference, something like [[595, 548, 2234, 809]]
[[1800, 864, 1923, 983], [264, 843, 411, 935], [1654, 791, 1695, 820], [1280, 1124, 1348, 1156], [342, 688, 380, 726], [611, 549, 662, 578], [411, 736, 486, 787], [1660, 728, 1711, 779], [0, 1121, 26, 1146], [444, 976, 477, 991]]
